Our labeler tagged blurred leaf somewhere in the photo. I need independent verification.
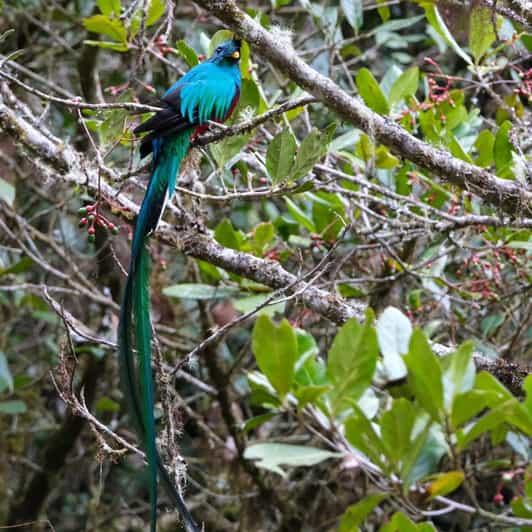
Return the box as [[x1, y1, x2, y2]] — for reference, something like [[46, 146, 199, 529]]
[[427, 471, 465, 498], [252, 315, 297, 398], [253, 222, 275, 251], [339, 493, 388, 532], [0, 352, 13, 394], [381, 511, 436, 531], [481, 314, 504, 338], [311, 191, 345, 240], [341, 0, 363, 32], [267, 129, 297, 184], [0, 400, 27, 415], [376, 306, 411, 380], [214, 218, 242, 250], [163, 283, 238, 300], [494, 120, 514, 179], [469, 6, 496, 63], [443, 341, 475, 411], [389, 66, 419, 105], [0, 178, 15, 207], [404, 329, 443, 421], [83, 15, 127, 43], [290, 129, 328, 181], [176, 39, 199, 67], [345, 405, 387, 469], [294, 384, 331, 409], [328, 313, 378, 411], [474, 129, 495, 167], [96, 0, 121, 16], [285, 198, 316, 232], [0, 257, 33, 277], [421, 3, 472, 65], [355, 68, 390, 115], [380, 398, 431, 480], [146, 0, 165, 26], [244, 443, 341, 477], [375, 146, 400, 169], [242, 412, 277, 432], [233, 294, 285, 317], [95, 397, 120, 413]]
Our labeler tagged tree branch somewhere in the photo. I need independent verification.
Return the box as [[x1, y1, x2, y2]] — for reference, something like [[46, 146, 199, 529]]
[[193, 0, 532, 217]]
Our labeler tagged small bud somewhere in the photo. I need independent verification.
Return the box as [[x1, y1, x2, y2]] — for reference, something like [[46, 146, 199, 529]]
[[111, 225, 120, 235], [88, 214, 95, 222], [78, 207, 88, 215], [88, 227, 96, 235], [79, 217, 88, 227], [493, 493, 504, 505], [87, 233, 96, 243]]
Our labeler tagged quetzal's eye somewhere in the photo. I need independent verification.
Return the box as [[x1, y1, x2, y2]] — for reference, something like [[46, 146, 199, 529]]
[[215, 46, 223, 54]]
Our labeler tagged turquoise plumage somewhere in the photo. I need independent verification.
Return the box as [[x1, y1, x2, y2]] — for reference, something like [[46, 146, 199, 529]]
[[118, 39, 241, 532]]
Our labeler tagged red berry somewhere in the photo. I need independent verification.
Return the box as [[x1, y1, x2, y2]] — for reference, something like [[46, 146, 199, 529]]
[[88, 227, 96, 235]]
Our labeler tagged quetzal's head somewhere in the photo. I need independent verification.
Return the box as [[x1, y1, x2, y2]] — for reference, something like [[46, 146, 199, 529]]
[[210, 39, 241, 65]]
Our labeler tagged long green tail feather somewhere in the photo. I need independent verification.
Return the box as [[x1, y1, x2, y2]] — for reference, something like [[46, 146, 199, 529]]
[[118, 130, 198, 532]]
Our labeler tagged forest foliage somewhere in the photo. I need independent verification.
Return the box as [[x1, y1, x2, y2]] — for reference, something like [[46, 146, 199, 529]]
[[0, 0, 531, 530]]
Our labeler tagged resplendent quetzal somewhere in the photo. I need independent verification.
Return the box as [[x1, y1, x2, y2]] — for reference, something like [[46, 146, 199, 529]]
[[118, 39, 241, 532]]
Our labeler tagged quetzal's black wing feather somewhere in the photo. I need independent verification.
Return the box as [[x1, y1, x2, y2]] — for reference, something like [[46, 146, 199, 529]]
[[134, 85, 199, 159]]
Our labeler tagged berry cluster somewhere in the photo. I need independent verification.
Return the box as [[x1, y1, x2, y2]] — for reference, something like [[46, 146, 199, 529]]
[[78, 202, 119, 243]]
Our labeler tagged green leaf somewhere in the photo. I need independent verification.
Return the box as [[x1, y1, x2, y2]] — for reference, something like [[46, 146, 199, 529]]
[[0, 177, 15, 207], [494, 120, 514, 179], [380, 399, 417, 464], [311, 191, 346, 240], [355, 68, 390, 115], [0, 352, 13, 394], [233, 294, 286, 318], [404, 329, 443, 421], [345, 405, 387, 469], [243, 443, 342, 477], [176, 39, 198, 67], [266, 128, 297, 184], [376, 306, 411, 380], [242, 412, 277, 432], [456, 399, 528, 450], [95, 397, 120, 413], [469, 6, 496, 63], [252, 315, 297, 398], [389, 66, 419, 105], [290, 129, 327, 181], [339, 493, 388, 532], [214, 218, 242, 250], [284, 198, 316, 233], [96, 0, 120, 16], [341, 0, 363, 32], [451, 389, 494, 428], [421, 3, 472, 64], [253, 222, 275, 251], [444, 341, 475, 411], [0, 257, 33, 277], [375, 146, 400, 169], [327, 312, 378, 412], [83, 15, 127, 43], [163, 283, 238, 300], [427, 471, 465, 498], [146, 0, 165, 26], [0, 400, 27, 415], [294, 384, 331, 409], [381, 511, 436, 532], [474, 129, 495, 167]]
